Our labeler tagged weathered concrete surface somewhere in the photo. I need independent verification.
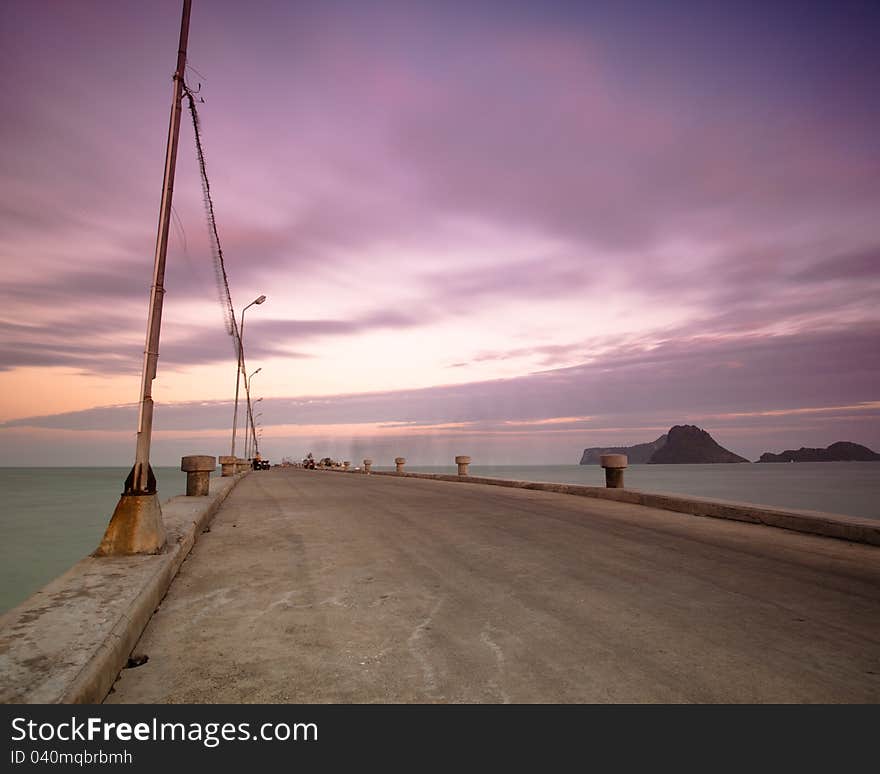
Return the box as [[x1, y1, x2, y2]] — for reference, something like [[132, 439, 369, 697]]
[[94, 492, 166, 556], [181, 455, 216, 497], [372, 471, 880, 547], [600, 454, 627, 488], [108, 468, 880, 703], [0, 473, 247, 704]]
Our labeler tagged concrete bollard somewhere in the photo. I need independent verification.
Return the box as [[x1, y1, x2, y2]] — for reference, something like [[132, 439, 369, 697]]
[[600, 454, 628, 488], [219, 455, 237, 477], [363, 458, 373, 474], [455, 455, 471, 476], [343, 461, 350, 470], [395, 457, 406, 473], [181, 455, 216, 496]]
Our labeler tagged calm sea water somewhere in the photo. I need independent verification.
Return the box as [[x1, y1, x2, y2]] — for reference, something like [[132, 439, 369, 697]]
[[0, 467, 197, 615], [1, 463, 878, 614], [393, 463, 880, 519]]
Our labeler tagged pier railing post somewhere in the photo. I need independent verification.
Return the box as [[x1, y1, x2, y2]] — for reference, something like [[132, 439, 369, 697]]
[[600, 454, 628, 488], [181, 455, 216, 496], [219, 455, 237, 477], [455, 456, 471, 476]]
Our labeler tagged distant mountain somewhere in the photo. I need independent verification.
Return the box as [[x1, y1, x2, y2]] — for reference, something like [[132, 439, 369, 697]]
[[757, 441, 880, 463], [579, 435, 667, 465], [649, 425, 749, 464], [579, 425, 748, 465]]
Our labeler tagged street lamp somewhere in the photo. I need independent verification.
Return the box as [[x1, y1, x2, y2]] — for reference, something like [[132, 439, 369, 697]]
[[231, 295, 265, 458], [246, 399, 263, 459], [243, 368, 261, 459], [252, 413, 264, 457]]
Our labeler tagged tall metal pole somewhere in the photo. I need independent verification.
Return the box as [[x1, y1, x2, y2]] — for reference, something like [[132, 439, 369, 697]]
[[231, 306, 247, 458], [230, 295, 265, 458], [97, 0, 192, 556], [128, 0, 192, 495], [251, 402, 260, 457], [243, 368, 260, 459], [243, 372, 251, 460]]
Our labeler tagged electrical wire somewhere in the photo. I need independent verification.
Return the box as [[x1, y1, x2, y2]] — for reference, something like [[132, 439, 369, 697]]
[[182, 84, 241, 355]]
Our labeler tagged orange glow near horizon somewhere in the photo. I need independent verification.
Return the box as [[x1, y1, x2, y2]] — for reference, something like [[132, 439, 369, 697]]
[[1, 2, 879, 465]]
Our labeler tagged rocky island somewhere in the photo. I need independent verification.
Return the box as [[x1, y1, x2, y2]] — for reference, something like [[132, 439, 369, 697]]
[[757, 441, 880, 463], [579, 434, 668, 465], [579, 424, 749, 464]]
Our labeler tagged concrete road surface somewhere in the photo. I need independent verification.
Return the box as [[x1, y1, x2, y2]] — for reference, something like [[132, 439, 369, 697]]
[[107, 469, 880, 703]]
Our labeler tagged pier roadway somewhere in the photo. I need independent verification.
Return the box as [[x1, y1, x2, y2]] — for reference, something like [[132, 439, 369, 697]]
[[107, 468, 880, 703]]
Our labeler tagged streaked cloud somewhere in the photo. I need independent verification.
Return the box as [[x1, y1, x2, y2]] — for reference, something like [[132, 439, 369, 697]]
[[4, 324, 878, 463], [1, 0, 878, 462]]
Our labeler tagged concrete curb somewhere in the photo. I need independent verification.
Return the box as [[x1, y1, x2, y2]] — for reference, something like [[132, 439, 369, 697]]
[[0, 472, 248, 704], [360, 470, 880, 547]]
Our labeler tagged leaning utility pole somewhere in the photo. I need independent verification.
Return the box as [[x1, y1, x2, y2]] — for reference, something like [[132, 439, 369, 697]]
[[96, 0, 192, 556]]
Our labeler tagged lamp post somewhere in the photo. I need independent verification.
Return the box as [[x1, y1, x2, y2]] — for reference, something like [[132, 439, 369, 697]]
[[244, 398, 263, 459], [243, 368, 261, 459], [230, 295, 265, 458], [247, 401, 262, 458], [95, 0, 192, 556], [251, 411, 263, 458]]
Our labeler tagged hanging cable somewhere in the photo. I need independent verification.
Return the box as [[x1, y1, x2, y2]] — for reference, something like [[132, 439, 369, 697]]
[[182, 83, 241, 353]]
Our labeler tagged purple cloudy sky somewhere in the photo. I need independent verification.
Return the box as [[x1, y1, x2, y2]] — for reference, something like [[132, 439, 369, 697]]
[[1, 0, 878, 465]]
